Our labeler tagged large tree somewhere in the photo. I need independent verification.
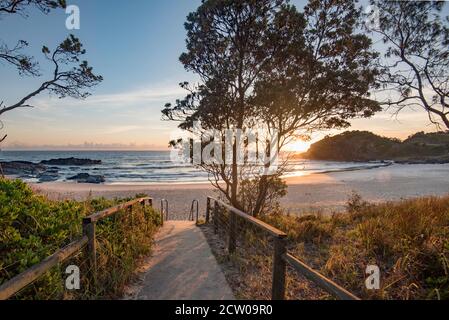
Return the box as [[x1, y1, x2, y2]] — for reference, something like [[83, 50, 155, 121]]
[[0, 0, 102, 143], [369, 0, 449, 130], [163, 0, 380, 214]]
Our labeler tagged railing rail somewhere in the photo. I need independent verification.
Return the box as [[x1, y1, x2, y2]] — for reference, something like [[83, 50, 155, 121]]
[[0, 196, 154, 300], [189, 199, 199, 222], [0, 237, 88, 300], [160, 198, 169, 222], [283, 253, 360, 300], [207, 196, 360, 301]]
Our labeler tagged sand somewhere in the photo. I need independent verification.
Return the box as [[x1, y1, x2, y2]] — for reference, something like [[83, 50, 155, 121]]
[[29, 163, 449, 218]]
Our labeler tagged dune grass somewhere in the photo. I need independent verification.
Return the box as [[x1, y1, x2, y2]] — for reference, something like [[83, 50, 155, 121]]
[[203, 193, 449, 300], [0, 178, 162, 299], [263, 193, 449, 299]]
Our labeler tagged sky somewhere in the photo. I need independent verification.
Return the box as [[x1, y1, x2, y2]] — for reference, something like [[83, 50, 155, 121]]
[[0, 0, 447, 151]]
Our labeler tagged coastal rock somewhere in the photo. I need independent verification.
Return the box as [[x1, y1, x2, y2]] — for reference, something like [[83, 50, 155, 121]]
[[37, 172, 59, 182], [67, 173, 105, 184], [0, 161, 47, 176], [40, 157, 101, 166]]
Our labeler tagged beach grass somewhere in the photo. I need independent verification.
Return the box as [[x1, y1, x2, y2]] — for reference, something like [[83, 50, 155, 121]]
[[204, 193, 449, 300], [265, 193, 449, 299], [0, 178, 162, 299]]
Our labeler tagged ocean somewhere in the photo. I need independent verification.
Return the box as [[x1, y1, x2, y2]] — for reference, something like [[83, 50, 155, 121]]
[[0, 150, 389, 184]]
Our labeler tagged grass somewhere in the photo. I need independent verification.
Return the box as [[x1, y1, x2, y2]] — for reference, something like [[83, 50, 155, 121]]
[[203, 193, 449, 300], [0, 178, 162, 299], [262, 193, 449, 300]]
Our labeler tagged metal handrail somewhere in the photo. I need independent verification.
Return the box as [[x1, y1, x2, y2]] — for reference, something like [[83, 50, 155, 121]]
[[160, 199, 169, 221], [189, 199, 199, 222]]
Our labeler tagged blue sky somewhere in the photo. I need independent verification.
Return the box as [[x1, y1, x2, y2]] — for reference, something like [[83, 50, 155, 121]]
[[0, 0, 446, 150]]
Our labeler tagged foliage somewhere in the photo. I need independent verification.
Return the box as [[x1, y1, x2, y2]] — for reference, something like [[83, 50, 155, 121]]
[[263, 194, 449, 300], [303, 130, 449, 161], [0, 0, 102, 140], [0, 178, 161, 299], [162, 0, 380, 214], [205, 191, 449, 300], [238, 175, 287, 215], [0, 0, 66, 16], [369, 0, 449, 129]]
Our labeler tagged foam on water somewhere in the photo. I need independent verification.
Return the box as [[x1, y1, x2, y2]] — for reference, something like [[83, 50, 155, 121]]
[[0, 150, 389, 184]]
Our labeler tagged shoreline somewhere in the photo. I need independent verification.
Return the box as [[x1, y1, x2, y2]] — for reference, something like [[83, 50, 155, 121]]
[[25, 163, 449, 218]]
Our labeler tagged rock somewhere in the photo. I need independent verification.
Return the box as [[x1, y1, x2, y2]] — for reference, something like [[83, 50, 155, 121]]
[[0, 161, 47, 176], [67, 173, 105, 184], [37, 173, 59, 182], [40, 157, 101, 166]]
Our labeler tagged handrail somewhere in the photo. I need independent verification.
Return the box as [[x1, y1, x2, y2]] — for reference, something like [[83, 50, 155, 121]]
[[207, 197, 286, 238], [283, 253, 360, 300], [0, 236, 88, 300], [160, 199, 169, 221], [0, 196, 154, 300], [84, 197, 151, 223], [207, 196, 360, 301], [189, 199, 199, 222]]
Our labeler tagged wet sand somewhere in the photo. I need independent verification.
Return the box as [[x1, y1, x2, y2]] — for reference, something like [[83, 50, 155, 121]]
[[30, 163, 449, 217]]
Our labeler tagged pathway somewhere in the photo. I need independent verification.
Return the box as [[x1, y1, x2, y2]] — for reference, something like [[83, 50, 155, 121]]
[[129, 221, 234, 300]]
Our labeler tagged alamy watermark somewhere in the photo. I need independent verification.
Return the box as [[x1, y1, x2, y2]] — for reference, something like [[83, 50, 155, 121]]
[[365, 265, 380, 290], [66, 5, 80, 30], [169, 122, 279, 175], [364, 4, 380, 30], [65, 265, 80, 290]]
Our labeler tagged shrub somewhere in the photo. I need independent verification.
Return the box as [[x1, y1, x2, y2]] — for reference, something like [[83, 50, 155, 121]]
[[0, 178, 161, 299]]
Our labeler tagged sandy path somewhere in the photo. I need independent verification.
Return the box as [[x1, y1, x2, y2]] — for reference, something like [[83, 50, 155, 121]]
[[126, 221, 234, 300], [30, 163, 449, 216]]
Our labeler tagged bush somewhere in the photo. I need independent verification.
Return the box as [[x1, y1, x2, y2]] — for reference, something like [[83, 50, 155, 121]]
[[229, 192, 449, 300], [273, 194, 449, 299], [0, 178, 162, 299]]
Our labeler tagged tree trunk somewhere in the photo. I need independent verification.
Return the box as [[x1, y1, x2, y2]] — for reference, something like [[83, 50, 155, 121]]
[[231, 138, 239, 209]]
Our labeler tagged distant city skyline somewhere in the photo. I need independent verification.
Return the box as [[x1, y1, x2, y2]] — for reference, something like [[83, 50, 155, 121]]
[[0, 0, 447, 151]]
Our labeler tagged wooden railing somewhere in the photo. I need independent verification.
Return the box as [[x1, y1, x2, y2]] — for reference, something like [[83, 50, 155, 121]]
[[206, 196, 360, 301], [0, 196, 153, 300]]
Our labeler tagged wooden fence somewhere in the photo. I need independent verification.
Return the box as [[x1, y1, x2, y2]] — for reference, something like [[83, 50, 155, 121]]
[[0, 196, 153, 300], [206, 196, 360, 301]]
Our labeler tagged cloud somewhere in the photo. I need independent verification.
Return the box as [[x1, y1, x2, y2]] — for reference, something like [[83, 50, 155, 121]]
[[1, 141, 168, 151], [30, 83, 187, 109]]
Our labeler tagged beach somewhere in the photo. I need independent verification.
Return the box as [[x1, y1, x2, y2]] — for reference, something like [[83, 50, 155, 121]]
[[30, 163, 449, 218]]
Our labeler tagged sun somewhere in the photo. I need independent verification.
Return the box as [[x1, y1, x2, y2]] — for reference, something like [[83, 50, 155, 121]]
[[285, 140, 311, 153]]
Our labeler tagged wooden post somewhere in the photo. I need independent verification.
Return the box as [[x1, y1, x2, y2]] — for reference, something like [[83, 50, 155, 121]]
[[148, 198, 153, 207], [214, 201, 218, 234], [228, 209, 236, 254], [160, 200, 164, 226], [206, 198, 210, 223], [82, 218, 97, 287], [128, 206, 135, 240], [140, 200, 147, 230], [272, 236, 287, 300]]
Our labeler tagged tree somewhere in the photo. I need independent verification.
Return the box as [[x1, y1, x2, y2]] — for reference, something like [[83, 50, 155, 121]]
[[0, 0, 102, 142], [0, 35, 103, 116], [369, 0, 449, 130], [0, 0, 66, 15], [163, 0, 380, 215]]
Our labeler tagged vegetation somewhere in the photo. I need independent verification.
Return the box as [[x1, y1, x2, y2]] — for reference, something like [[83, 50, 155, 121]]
[[303, 130, 449, 162], [162, 0, 380, 216], [263, 193, 449, 299], [0, 0, 102, 144], [204, 193, 449, 300], [0, 178, 162, 299], [369, 0, 449, 130]]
